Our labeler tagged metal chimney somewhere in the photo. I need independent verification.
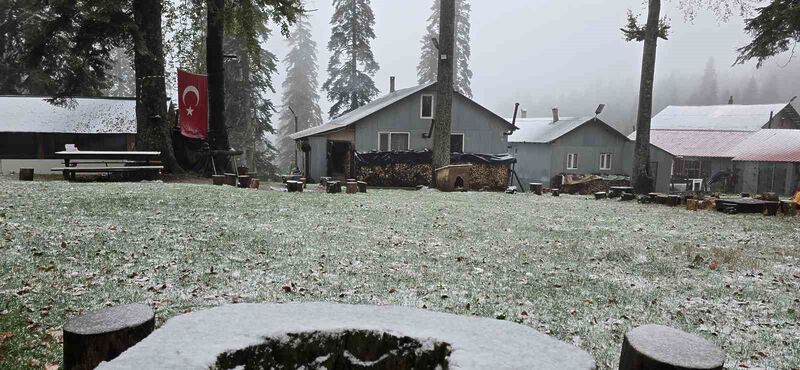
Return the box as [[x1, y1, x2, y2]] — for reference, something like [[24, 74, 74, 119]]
[[728, 96, 734, 105], [552, 107, 559, 123], [520, 109, 527, 119], [390, 76, 396, 93]]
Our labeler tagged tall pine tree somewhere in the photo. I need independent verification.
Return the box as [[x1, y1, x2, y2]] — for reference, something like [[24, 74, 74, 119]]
[[691, 57, 719, 105], [417, 0, 472, 97], [322, 0, 379, 118], [277, 16, 323, 172]]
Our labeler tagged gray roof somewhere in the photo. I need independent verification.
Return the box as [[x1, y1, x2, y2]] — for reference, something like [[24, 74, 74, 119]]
[[651, 104, 791, 131], [0, 96, 136, 134], [290, 83, 434, 140], [506, 116, 608, 143]]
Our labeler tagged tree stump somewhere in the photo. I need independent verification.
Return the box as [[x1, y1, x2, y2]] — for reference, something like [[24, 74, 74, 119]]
[[19, 168, 34, 181], [287, 181, 303, 193], [319, 177, 333, 187], [346, 182, 358, 194], [237, 166, 249, 175], [212, 175, 226, 186], [224, 173, 238, 186], [764, 202, 779, 216], [237, 175, 251, 188], [357, 181, 368, 193], [595, 192, 607, 200], [552, 189, 560, 197], [741, 192, 751, 198], [326, 181, 341, 194], [529, 183, 543, 195], [666, 195, 682, 207], [249, 179, 260, 190], [781, 200, 797, 216], [619, 324, 724, 370], [686, 199, 698, 211], [620, 193, 636, 201], [63, 304, 155, 370]]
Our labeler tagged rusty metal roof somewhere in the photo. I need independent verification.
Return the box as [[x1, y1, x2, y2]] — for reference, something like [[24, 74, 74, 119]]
[[628, 129, 752, 158], [728, 129, 800, 162]]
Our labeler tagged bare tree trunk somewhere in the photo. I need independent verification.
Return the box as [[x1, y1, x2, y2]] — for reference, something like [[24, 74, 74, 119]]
[[632, 0, 661, 194], [132, 0, 182, 173], [207, 0, 231, 171], [431, 0, 455, 187]]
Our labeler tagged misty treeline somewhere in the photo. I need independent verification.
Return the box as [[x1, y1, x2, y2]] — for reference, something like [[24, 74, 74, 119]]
[[514, 56, 799, 135]]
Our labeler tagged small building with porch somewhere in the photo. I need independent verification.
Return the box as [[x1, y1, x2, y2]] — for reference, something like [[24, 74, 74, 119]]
[[0, 96, 136, 174], [289, 82, 516, 181]]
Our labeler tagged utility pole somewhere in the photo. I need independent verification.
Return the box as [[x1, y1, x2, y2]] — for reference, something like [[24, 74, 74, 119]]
[[431, 0, 455, 187]]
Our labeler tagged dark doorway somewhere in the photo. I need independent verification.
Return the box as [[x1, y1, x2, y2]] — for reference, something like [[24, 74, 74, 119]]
[[327, 141, 353, 179]]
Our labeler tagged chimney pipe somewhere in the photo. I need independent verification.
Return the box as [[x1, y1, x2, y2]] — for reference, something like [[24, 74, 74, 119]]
[[728, 96, 734, 105], [520, 109, 527, 119], [390, 76, 396, 93], [552, 107, 559, 123]]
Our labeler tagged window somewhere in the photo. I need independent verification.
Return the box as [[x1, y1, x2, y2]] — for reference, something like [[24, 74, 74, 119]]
[[567, 153, 578, 170], [450, 134, 464, 153], [420, 95, 434, 119], [378, 132, 410, 151], [600, 153, 612, 170], [685, 159, 701, 178]]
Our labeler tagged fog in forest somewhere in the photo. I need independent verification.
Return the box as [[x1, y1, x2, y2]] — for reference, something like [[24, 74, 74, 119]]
[[264, 0, 800, 135]]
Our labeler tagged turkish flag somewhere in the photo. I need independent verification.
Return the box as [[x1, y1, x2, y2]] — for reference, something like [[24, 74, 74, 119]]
[[177, 69, 208, 139]]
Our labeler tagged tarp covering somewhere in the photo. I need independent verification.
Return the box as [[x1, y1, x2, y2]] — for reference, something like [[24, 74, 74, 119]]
[[355, 150, 517, 166]]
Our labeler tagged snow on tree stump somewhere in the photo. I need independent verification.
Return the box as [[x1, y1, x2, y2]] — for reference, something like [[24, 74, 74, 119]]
[[212, 175, 226, 186], [620, 193, 636, 202], [326, 181, 342, 194], [552, 189, 560, 197], [237, 175, 251, 188], [346, 182, 359, 194], [595, 192, 607, 200], [19, 168, 34, 181], [64, 304, 154, 370], [97, 303, 596, 370], [619, 324, 724, 370], [319, 177, 333, 187], [530, 183, 543, 195], [287, 181, 303, 193], [357, 181, 368, 193]]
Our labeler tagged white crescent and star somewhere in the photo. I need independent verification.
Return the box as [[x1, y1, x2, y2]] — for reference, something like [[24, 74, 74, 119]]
[[182, 85, 200, 117]]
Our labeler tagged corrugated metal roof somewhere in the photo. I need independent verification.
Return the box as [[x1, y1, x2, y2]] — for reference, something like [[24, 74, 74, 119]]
[[651, 104, 789, 131], [0, 96, 136, 134], [628, 129, 752, 158], [728, 129, 800, 162], [507, 116, 610, 143], [290, 83, 434, 140]]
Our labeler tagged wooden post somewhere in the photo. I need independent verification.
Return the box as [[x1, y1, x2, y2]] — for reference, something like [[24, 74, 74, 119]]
[[620, 324, 724, 370], [63, 304, 155, 370], [19, 168, 34, 181]]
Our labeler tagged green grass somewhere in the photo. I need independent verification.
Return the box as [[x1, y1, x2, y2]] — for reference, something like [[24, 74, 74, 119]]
[[1, 178, 799, 369]]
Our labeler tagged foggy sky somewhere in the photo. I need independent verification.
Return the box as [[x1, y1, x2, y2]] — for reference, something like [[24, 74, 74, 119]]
[[264, 0, 794, 125]]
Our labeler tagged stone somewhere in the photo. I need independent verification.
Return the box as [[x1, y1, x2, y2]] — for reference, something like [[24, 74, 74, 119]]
[[619, 324, 724, 370], [64, 304, 154, 370], [98, 303, 595, 370], [19, 168, 34, 181]]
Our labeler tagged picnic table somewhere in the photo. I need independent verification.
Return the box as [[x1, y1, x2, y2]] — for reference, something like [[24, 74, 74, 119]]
[[52, 151, 163, 181]]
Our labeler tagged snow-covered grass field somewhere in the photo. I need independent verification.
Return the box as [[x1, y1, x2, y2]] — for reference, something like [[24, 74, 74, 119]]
[[1, 178, 798, 369]]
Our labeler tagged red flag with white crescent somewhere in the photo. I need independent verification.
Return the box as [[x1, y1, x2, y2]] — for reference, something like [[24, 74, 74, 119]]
[[177, 69, 208, 139]]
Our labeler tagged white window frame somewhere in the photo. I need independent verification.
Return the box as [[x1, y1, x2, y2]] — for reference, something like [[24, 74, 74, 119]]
[[600, 153, 612, 171], [567, 153, 578, 170], [450, 133, 465, 153], [420, 94, 435, 119], [378, 132, 411, 151]]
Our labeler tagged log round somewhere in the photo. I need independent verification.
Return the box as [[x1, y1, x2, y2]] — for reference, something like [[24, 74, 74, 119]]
[[97, 303, 595, 370], [286, 180, 303, 193], [552, 189, 560, 197], [594, 192, 607, 200], [619, 324, 724, 370], [19, 168, 34, 181], [530, 183, 543, 195], [63, 304, 155, 370], [224, 173, 238, 186], [212, 175, 226, 186], [346, 181, 359, 194], [326, 181, 342, 194], [357, 181, 368, 193]]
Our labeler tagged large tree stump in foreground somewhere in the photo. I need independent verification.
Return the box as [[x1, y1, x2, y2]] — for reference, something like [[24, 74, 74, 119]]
[[64, 304, 154, 370], [19, 168, 34, 181], [619, 324, 724, 370], [346, 182, 358, 194], [529, 183, 543, 195]]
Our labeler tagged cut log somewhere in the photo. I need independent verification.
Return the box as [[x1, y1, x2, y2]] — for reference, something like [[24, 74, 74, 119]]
[[620, 193, 636, 201], [212, 175, 226, 186], [551, 189, 560, 197], [346, 182, 358, 194], [237, 166, 249, 175], [529, 183, 543, 195], [63, 304, 155, 370], [595, 192, 607, 200], [781, 200, 797, 216], [249, 178, 260, 190], [740, 192, 751, 198], [224, 173, 238, 186], [237, 175, 251, 188], [19, 168, 34, 181], [619, 324, 724, 370], [687, 199, 698, 211], [326, 181, 342, 194], [319, 177, 333, 187], [287, 181, 303, 193], [357, 181, 368, 193], [763, 202, 779, 216]]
